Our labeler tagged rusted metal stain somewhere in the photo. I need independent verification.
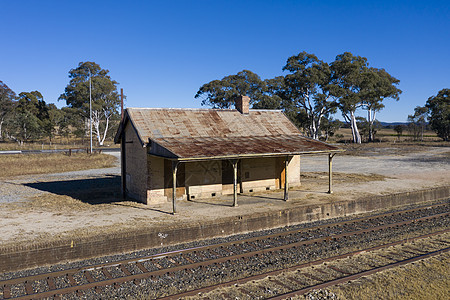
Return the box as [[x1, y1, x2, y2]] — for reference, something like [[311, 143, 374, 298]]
[[116, 108, 340, 159]]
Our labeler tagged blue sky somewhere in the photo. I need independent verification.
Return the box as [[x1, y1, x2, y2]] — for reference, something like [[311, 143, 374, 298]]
[[1, 0, 449, 122]]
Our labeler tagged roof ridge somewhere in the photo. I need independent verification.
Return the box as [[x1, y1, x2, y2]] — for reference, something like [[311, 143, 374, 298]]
[[126, 107, 283, 112]]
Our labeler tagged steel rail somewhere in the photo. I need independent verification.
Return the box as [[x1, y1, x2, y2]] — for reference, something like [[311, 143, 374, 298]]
[[157, 229, 450, 300], [4, 212, 448, 300], [267, 246, 450, 300]]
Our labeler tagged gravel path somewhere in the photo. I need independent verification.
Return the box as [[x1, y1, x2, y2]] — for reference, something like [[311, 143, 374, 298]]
[[0, 152, 120, 204]]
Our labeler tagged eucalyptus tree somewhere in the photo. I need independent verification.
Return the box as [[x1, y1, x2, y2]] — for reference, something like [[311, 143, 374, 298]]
[[362, 68, 401, 142], [426, 88, 449, 141], [195, 71, 306, 130], [282, 52, 338, 140], [330, 52, 368, 143], [12, 91, 50, 144], [194, 70, 267, 108], [0, 80, 16, 140], [407, 106, 428, 141], [330, 52, 401, 143], [59, 62, 121, 146]]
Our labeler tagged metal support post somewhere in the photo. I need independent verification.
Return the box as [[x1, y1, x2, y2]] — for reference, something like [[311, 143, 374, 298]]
[[172, 161, 179, 214], [231, 159, 239, 207], [284, 156, 289, 201], [328, 153, 336, 194]]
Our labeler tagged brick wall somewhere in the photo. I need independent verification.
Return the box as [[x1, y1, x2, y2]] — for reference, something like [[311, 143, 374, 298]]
[[147, 155, 166, 204], [124, 123, 148, 203], [185, 161, 223, 199]]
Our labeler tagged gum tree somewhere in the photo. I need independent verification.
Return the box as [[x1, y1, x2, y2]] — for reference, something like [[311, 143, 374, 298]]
[[59, 62, 121, 146], [426, 89, 449, 141], [282, 52, 338, 140], [0, 80, 16, 140], [194, 70, 267, 108], [12, 91, 50, 144], [331, 52, 401, 143], [330, 53, 368, 143], [362, 68, 401, 142]]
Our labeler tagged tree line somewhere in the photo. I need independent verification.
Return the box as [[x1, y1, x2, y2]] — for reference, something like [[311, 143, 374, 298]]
[[403, 89, 449, 141], [1, 56, 447, 146], [196, 51, 450, 143], [195, 51, 403, 143], [0, 62, 122, 146]]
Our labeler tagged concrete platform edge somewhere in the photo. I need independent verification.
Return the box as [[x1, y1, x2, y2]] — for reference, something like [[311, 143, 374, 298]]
[[1, 186, 449, 273]]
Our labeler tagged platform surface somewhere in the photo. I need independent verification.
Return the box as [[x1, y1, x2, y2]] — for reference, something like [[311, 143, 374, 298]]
[[0, 146, 449, 249]]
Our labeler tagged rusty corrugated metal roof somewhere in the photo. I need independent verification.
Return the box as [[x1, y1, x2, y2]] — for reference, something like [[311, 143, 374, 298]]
[[116, 107, 340, 159], [152, 135, 338, 160]]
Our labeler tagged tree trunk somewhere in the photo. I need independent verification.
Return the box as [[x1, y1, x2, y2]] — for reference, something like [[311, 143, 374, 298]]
[[368, 109, 373, 142], [0, 119, 3, 140], [350, 111, 361, 143], [92, 110, 112, 146], [100, 116, 109, 146], [421, 124, 424, 141]]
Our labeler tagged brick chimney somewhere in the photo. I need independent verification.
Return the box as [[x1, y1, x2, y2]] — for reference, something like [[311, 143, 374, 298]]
[[235, 95, 250, 114]]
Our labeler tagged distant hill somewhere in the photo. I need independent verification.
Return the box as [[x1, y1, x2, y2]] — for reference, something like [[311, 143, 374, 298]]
[[379, 121, 409, 127]]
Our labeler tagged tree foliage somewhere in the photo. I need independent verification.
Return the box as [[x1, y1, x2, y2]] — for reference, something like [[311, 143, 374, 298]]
[[394, 124, 404, 139], [407, 106, 428, 141], [59, 62, 121, 146], [329, 52, 368, 143], [330, 52, 401, 143], [0, 80, 16, 140], [282, 52, 338, 139], [11, 91, 52, 143], [425, 89, 449, 141], [194, 70, 267, 108], [195, 52, 401, 143], [362, 68, 401, 141]]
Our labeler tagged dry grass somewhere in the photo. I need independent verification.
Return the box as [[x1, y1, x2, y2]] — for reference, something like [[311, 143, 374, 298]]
[[330, 253, 450, 300], [338, 141, 450, 156], [301, 172, 389, 183], [9, 194, 113, 212], [331, 128, 440, 143], [0, 141, 118, 151], [0, 153, 117, 178]]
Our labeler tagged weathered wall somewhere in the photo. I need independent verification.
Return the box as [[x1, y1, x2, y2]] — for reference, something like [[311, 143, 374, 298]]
[[240, 156, 301, 193], [288, 155, 301, 187], [185, 161, 223, 199], [124, 123, 148, 203], [147, 155, 166, 204], [2, 186, 447, 273], [240, 157, 277, 192]]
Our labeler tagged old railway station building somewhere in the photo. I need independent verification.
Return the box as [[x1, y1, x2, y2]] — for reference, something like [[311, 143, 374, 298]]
[[114, 96, 340, 213]]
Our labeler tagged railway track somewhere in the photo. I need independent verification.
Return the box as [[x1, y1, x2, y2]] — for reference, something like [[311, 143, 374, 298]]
[[0, 202, 448, 299], [177, 231, 450, 300]]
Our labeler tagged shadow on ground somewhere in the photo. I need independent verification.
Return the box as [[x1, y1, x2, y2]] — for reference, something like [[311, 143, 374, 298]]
[[25, 175, 123, 204]]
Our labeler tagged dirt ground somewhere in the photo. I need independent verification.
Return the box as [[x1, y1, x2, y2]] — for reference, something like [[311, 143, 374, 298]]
[[0, 145, 449, 248]]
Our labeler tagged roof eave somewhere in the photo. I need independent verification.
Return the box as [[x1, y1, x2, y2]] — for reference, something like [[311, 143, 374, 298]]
[[149, 149, 344, 162], [114, 109, 147, 147]]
